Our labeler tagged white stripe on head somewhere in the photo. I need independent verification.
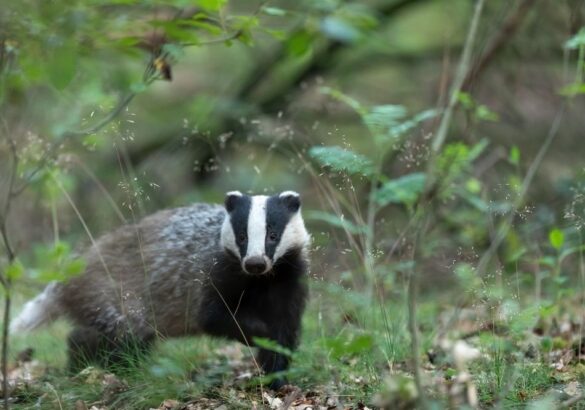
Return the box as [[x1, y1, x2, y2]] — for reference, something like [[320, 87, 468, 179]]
[[220, 211, 239, 257], [226, 190, 243, 197], [273, 210, 311, 261], [246, 195, 268, 258], [279, 191, 299, 198]]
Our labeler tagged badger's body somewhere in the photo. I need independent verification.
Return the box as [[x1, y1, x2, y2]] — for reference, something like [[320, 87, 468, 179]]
[[12, 192, 310, 389]]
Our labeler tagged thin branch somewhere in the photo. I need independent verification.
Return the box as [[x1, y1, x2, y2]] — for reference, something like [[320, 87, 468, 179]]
[[476, 104, 565, 276], [10, 92, 137, 198], [0, 132, 18, 409], [461, 0, 537, 91], [240, 0, 428, 112], [64, 93, 137, 139], [180, 30, 242, 47], [431, 0, 485, 155]]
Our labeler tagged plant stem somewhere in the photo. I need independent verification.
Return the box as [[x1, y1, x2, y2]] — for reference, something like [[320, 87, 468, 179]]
[[0, 226, 15, 409], [407, 1, 486, 406], [0, 134, 18, 409], [1, 284, 10, 409]]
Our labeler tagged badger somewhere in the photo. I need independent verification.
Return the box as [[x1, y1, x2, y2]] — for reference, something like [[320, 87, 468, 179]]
[[11, 191, 310, 389]]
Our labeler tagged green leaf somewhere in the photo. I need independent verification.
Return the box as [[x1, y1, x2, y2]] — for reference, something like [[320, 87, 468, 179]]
[[565, 28, 585, 49], [375, 173, 427, 207], [305, 210, 367, 234], [385, 109, 437, 141], [363, 105, 407, 137], [6, 260, 24, 281], [287, 30, 313, 57], [509, 146, 520, 165], [178, 20, 222, 35], [326, 333, 374, 359], [509, 305, 540, 335], [559, 82, 585, 96], [475, 105, 499, 122], [457, 91, 474, 109], [47, 45, 77, 90], [198, 0, 227, 12], [309, 145, 374, 176], [151, 20, 198, 43], [465, 178, 481, 194], [320, 16, 361, 43], [263, 7, 287, 16], [549, 228, 564, 250], [252, 338, 293, 357], [64, 258, 86, 277]]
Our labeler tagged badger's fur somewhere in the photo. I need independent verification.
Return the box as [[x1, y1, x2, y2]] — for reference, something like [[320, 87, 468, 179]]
[[12, 191, 310, 389]]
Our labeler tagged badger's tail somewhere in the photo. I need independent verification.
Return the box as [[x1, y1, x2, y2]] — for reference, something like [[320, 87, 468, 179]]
[[10, 282, 63, 333]]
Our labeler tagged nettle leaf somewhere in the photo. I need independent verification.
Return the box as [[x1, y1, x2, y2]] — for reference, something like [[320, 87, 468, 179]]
[[549, 228, 564, 250], [363, 105, 407, 137], [375, 173, 427, 207], [309, 145, 374, 176], [306, 210, 367, 234], [387, 109, 437, 139]]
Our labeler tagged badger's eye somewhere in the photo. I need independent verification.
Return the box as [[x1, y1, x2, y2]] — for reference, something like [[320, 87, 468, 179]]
[[238, 232, 247, 243], [268, 231, 278, 242]]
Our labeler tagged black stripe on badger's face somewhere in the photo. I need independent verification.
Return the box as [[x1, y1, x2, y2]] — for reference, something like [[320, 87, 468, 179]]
[[221, 191, 252, 259], [220, 191, 309, 275], [264, 194, 300, 259]]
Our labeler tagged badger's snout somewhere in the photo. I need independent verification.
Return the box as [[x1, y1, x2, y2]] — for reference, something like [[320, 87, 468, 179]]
[[243, 256, 270, 275]]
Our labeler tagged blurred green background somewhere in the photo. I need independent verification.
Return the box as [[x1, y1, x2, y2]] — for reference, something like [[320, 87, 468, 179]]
[[2, 0, 585, 407]]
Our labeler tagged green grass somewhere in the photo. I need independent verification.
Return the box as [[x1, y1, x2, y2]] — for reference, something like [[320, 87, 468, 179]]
[[4, 279, 584, 409], [4, 280, 390, 409]]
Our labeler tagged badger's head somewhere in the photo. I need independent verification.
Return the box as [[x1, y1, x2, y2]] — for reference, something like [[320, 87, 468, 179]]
[[220, 191, 310, 275]]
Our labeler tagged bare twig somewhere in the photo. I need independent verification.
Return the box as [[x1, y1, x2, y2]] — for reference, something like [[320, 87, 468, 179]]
[[180, 30, 243, 47], [476, 104, 565, 276], [431, 0, 485, 156], [461, 0, 537, 91], [10, 92, 138, 198], [0, 133, 18, 409]]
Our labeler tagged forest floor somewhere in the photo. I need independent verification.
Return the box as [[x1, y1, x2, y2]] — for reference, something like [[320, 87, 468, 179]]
[[3, 280, 585, 409]]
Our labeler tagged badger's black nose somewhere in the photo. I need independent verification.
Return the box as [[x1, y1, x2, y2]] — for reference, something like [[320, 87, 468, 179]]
[[244, 257, 267, 274]]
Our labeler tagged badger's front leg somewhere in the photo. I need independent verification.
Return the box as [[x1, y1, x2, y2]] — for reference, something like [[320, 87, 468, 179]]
[[254, 279, 307, 390], [200, 297, 271, 345]]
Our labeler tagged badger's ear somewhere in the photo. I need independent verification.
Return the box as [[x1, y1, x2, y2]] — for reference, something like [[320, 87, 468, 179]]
[[225, 191, 243, 213], [279, 191, 301, 213]]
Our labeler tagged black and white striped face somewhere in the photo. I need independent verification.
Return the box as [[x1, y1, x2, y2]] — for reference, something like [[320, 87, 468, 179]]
[[220, 191, 310, 275]]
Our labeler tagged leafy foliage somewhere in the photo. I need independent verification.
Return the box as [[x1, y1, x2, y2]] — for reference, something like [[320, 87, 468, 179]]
[[375, 173, 427, 208], [309, 146, 374, 176]]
